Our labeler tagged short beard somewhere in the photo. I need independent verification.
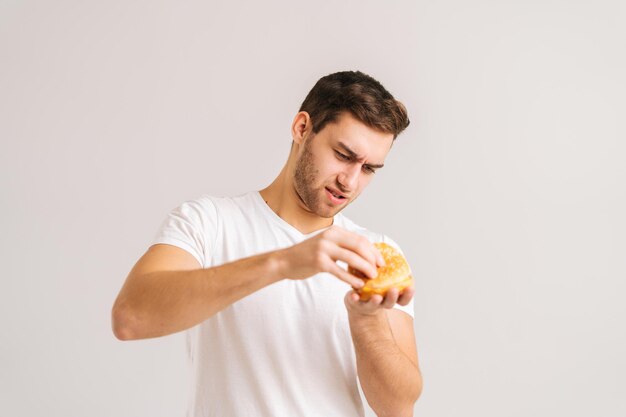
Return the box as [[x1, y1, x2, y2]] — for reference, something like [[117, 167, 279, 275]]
[[293, 138, 332, 218]]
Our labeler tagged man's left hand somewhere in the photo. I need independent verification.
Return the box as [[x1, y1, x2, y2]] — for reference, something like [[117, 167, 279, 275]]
[[344, 286, 415, 316]]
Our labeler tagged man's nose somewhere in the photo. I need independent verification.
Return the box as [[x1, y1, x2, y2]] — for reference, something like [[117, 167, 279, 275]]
[[338, 164, 360, 191]]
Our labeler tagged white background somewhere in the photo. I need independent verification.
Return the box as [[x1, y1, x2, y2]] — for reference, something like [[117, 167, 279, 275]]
[[1, 0, 624, 416]]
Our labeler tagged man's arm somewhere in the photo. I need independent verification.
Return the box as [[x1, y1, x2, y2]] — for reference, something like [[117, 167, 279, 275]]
[[346, 289, 422, 417], [112, 226, 389, 341], [111, 244, 284, 340]]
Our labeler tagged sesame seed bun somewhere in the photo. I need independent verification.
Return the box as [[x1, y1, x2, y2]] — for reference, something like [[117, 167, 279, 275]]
[[348, 242, 413, 301]]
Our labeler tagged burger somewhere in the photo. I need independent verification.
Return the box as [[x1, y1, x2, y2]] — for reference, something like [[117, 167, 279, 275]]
[[349, 242, 414, 301]]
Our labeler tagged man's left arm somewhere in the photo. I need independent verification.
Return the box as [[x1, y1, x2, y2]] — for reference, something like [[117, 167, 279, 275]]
[[345, 286, 423, 417]]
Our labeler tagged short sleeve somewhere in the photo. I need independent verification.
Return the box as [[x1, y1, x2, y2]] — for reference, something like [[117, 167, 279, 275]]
[[381, 234, 415, 319], [150, 196, 219, 268]]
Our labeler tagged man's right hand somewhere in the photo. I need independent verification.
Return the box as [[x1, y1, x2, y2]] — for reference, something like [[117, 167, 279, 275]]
[[276, 225, 386, 288]]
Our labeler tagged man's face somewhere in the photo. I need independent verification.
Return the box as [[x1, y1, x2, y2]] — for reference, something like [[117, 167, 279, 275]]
[[293, 112, 394, 218]]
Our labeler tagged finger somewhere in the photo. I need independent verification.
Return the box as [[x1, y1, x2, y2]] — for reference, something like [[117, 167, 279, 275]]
[[347, 291, 369, 310], [329, 229, 379, 270], [397, 286, 415, 306], [381, 288, 399, 308], [330, 246, 378, 279], [345, 290, 360, 305], [364, 293, 383, 308], [328, 261, 366, 289], [374, 246, 386, 267]]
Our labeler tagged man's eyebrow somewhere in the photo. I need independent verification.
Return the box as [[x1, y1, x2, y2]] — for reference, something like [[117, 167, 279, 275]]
[[337, 141, 385, 169]]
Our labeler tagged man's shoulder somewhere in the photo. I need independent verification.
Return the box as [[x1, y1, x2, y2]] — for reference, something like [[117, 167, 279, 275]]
[[190, 190, 256, 210], [163, 191, 254, 227]]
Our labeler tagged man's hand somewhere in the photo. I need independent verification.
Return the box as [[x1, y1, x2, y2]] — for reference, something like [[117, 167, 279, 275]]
[[277, 225, 385, 289], [344, 286, 415, 316]]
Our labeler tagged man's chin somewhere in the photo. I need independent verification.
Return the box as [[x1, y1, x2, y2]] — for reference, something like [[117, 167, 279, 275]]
[[322, 200, 349, 217]]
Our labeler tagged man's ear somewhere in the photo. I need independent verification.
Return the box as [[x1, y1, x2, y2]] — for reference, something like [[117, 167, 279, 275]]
[[291, 111, 312, 146]]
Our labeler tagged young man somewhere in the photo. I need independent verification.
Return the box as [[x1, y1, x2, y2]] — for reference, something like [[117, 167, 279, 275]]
[[112, 71, 422, 417]]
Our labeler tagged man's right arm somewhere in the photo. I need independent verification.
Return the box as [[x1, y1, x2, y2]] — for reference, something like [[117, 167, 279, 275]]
[[111, 243, 285, 340], [112, 226, 383, 341]]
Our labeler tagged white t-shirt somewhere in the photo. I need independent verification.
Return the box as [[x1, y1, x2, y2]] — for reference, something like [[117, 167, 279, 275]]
[[151, 190, 414, 417]]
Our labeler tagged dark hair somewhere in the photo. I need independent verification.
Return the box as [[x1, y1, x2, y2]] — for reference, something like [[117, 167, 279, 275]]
[[299, 70, 410, 139]]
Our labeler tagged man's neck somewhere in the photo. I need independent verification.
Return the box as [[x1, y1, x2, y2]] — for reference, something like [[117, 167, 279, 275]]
[[259, 175, 333, 235]]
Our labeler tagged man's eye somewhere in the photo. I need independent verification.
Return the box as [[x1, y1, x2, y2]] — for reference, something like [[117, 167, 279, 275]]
[[363, 166, 376, 174], [335, 151, 350, 160]]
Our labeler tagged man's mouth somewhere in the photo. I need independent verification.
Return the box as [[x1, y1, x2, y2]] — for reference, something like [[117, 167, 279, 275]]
[[326, 187, 347, 201]]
